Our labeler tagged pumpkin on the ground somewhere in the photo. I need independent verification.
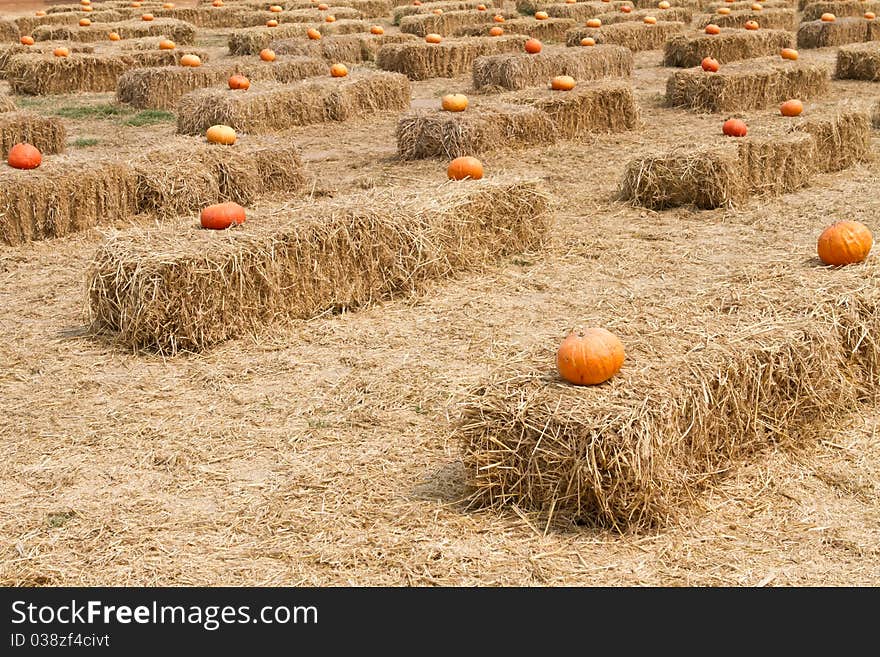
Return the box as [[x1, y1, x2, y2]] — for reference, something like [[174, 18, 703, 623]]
[[817, 221, 873, 266], [447, 156, 483, 180]]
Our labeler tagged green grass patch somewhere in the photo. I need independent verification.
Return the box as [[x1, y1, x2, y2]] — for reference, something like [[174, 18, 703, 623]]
[[122, 110, 175, 126], [54, 103, 133, 120], [71, 137, 100, 148]]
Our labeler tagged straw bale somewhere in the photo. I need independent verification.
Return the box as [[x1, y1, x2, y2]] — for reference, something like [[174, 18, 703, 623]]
[[663, 29, 796, 67], [473, 44, 633, 91], [835, 41, 880, 80], [176, 71, 412, 134], [0, 111, 66, 159], [400, 9, 517, 37], [13, 10, 126, 35], [594, 7, 693, 25], [567, 20, 687, 51], [695, 9, 798, 31], [544, 2, 636, 21], [665, 57, 829, 112], [789, 106, 872, 171], [86, 179, 551, 354], [455, 18, 579, 42], [117, 56, 326, 110], [0, 18, 19, 41], [393, 1, 487, 24], [269, 33, 419, 63], [515, 0, 632, 14], [228, 20, 371, 55], [375, 35, 530, 80], [32, 18, 198, 44], [801, 1, 880, 22], [797, 17, 874, 49]]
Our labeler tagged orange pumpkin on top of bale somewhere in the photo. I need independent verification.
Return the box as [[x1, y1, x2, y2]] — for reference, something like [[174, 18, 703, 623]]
[[7, 143, 42, 170], [200, 202, 246, 230], [447, 156, 483, 180], [557, 327, 625, 386]]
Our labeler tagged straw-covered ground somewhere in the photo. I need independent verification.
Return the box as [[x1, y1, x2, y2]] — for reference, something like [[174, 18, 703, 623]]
[[0, 4, 879, 587]]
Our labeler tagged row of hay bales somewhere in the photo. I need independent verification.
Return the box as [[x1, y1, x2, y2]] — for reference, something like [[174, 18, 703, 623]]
[[663, 28, 795, 67], [376, 35, 531, 80], [666, 56, 829, 112], [32, 18, 198, 45], [0, 137, 306, 246], [797, 16, 880, 49], [801, 0, 880, 22], [85, 179, 550, 354], [7, 49, 212, 95], [144, 6, 361, 29], [118, 55, 326, 110], [227, 19, 371, 54], [0, 43, 94, 79], [566, 20, 688, 52], [696, 9, 798, 31], [473, 44, 633, 91], [457, 254, 880, 530], [620, 104, 872, 209], [193, 0, 393, 14], [392, 1, 488, 25], [397, 79, 640, 159], [454, 18, 578, 42], [399, 9, 519, 38], [175, 70, 412, 135]]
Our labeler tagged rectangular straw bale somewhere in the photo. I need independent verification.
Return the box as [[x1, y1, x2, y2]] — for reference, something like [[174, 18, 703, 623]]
[[695, 9, 797, 31], [631, 0, 702, 8], [146, 7, 259, 29], [269, 33, 420, 62], [665, 57, 830, 112], [567, 21, 687, 51], [176, 71, 412, 134], [243, 7, 363, 24], [801, 1, 880, 22], [455, 18, 579, 42], [734, 131, 817, 196], [544, 2, 636, 21], [396, 103, 555, 159], [473, 44, 633, 91], [0, 111, 67, 158], [227, 20, 370, 54], [789, 106, 872, 171], [703, 0, 791, 10], [456, 261, 880, 529], [14, 9, 126, 34], [393, 1, 487, 24], [797, 17, 874, 49], [594, 7, 693, 25], [375, 35, 530, 80], [6, 50, 211, 95], [0, 159, 138, 246], [835, 41, 880, 80], [116, 56, 326, 110], [132, 138, 307, 218], [86, 179, 551, 354], [32, 19, 198, 44], [662, 29, 796, 67], [399, 9, 517, 37]]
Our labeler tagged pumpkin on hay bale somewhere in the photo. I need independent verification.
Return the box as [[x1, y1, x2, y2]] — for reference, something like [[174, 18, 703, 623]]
[[565, 21, 688, 52], [662, 28, 795, 67], [375, 35, 529, 80]]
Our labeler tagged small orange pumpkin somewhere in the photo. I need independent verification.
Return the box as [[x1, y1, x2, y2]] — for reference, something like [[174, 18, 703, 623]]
[[489, 25, 504, 36], [701, 56, 719, 72], [425, 33, 443, 43], [200, 201, 246, 230], [643, 15, 657, 24], [441, 93, 468, 111], [206, 124, 236, 145], [717, 7, 731, 14], [550, 75, 576, 90], [524, 37, 542, 53], [817, 221, 873, 266], [705, 23, 721, 34], [477, 3, 487, 9], [108, 32, 121, 41], [447, 156, 483, 180], [370, 25, 384, 34], [658, 0, 670, 8], [266, 19, 279, 27], [20, 35, 35, 46], [7, 143, 42, 170], [780, 47, 798, 60], [864, 12, 876, 20], [325, 14, 336, 22], [318, 3, 330, 9], [141, 13, 154, 21], [722, 118, 747, 137], [432, 8, 443, 14], [260, 48, 276, 61], [744, 19, 759, 29], [158, 39, 175, 50], [580, 37, 595, 46], [35, 10, 47, 16], [269, 4, 282, 11], [620, 5, 632, 12], [162, 2, 175, 8], [212, 0, 224, 6], [53, 47, 70, 57], [79, 18, 91, 26], [493, 14, 505, 22], [228, 74, 250, 90], [820, 12, 835, 22], [330, 63, 348, 77], [180, 54, 201, 67], [751, 2, 762, 10], [535, 11, 549, 19], [307, 27, 322, 40], [557, 327, 625, 386], [779, 99, 802, 117], [586, 18, 602, 27]]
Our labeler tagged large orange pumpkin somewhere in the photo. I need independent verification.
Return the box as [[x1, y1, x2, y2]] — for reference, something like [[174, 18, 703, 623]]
[[7, 143, 42, 170], [722, 118, 747, 137], [441, 93, 468, 111], [206, 124, 237, 145], [228, 74, 250, 90], [817, 221, 873, 266], [200, 201, 246, 230], [779, 99, 802, 117], [557, 327, 625, 386], [260, 48, 276, 61], [524, 38, 542, 53], [447, 156, 483, 180]]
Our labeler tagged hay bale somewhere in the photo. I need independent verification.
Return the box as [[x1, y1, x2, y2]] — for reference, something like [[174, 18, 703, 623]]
[[117, 56, 326, 110], [797, 17, 873, 49], [376, 35, 529, 80], [270, 33, 419, 63], [13, 9, 126, 35], [704, 0, 792, 10], [662, 29, 796, 67], [516, 0, 631, 13], [6, 50, 211, 95], [544, 2, 636, 21], [455, 18, 579, 42], [790, 106, 872, 171], [32, 18, 198, 45], [1, 44, 96, 79], [456, 262, 879, 529], [393, 1, 486, 25], [86, 179, 551, 354], [666, 57, 830, 112], [735, 131, 817, 196], [0, 159, 137, 246], [473, 44, 633, 91], [0, 111, 67, 158], [567, 20, 687, 52], [399, 9, 515, 37], [132, 138, 306, 219], [396, 104, 556, 159], [631, 0, 701, 8], [1, 18, 20, 41], [594, 7, 693, 25], [801, 1, 880, 22], [695, 9, 798, 31], [227, 20, 370, 55], [176, 71, 412, 134], [835, 41, 880, 80]]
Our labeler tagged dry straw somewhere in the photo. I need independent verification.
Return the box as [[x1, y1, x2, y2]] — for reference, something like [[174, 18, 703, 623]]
[[32, 19, 198, 44], [86, 179, 551, 354], [566, 21, 687, 52], [665, 57, 829, 112], [0, 111, 67, 158], [797, 17, 875, 49], [7, 50, 211, 95], [835, 42, 880, 81], [228, 20, 370, 55], [455, 18, 578, 42], [662, 29, 796, 68], [2, 44, 95, 79], [176, 71, 412, 135], [117, 57, 326, 110], [456, 259, 880, 529], [269, 33, 419, 63], [703, 0, 790, 10], [393, 1, 485, 24], [801, 0, 880, 22], [791, 106, 872, 172], [473, 44, 633, 92], [399, 9, 514, 37], [696, 9, 797, 31], [545, 2, 635, 20], [15, 10, 126, 34], [595, 7, 693, 26], [375, 35, 529, 80], [516, 0, 630, 13], [1, 18, 20, 42]]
